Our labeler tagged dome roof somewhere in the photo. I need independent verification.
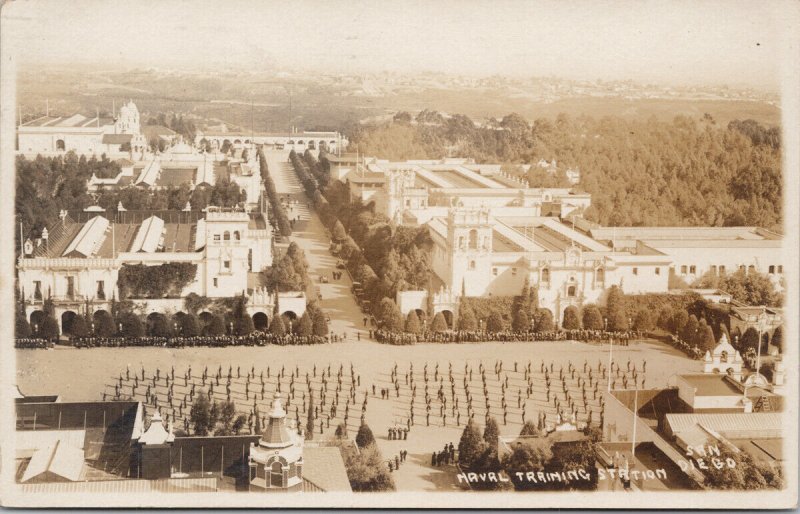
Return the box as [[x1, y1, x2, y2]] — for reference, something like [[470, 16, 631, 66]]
[[260, 395, 293, 448]]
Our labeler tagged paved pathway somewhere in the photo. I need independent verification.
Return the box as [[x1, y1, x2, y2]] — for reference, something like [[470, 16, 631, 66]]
[[263, 149, 368, 340]]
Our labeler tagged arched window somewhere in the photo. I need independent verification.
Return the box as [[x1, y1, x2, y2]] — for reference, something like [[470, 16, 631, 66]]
[[542, 268, 550, 282], [56, 139, 66, 151], [468, 229, 478, 249], [720, 351, 728, 363], [469, 260, 476, 270], [270, 461, 283, 487], [567, 285, 576, 297], [596, 267, 605, 283], [233, 231, 241, 241], [223, 231, 231, 241]]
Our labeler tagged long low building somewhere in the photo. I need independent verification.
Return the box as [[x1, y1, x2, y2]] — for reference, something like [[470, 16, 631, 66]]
[[196, 129, 347, 154]]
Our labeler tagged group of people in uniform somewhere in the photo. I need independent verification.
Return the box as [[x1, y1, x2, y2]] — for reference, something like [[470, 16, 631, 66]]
[[374, 329, 639, 346], [71, 332, 329, 348], [108, 362, 374, 439]]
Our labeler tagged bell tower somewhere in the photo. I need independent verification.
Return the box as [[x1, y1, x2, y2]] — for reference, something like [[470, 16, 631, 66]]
[[447, 207, 493, 296]]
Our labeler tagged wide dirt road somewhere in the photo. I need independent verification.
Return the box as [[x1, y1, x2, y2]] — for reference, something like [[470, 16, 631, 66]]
[[263, 149, 367, 340]]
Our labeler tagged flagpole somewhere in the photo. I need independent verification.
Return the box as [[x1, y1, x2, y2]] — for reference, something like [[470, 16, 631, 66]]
[[631, 383, 638, 458]]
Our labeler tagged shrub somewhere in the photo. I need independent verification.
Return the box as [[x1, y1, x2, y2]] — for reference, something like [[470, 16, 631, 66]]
[[486, 312, 506, 333], [355, 423, 376, 448], [457, 306, 478, 330], [430, 312, 448, 332], [533, 308, 554, 332], [582, 304, 603, 330], [405, 311, 422, 334], [562, 306, 581, 330]]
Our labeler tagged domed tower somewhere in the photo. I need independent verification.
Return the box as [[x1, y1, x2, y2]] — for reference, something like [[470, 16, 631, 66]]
[[115, 100, 141, 134], [248, 394, 304, 491]]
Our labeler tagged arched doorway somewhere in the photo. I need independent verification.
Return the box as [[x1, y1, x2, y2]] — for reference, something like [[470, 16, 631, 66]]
[[253, 312, 269, 331], [30, 310, 46, 332], [199, 311, 213, 328], [92, 310, 112, 335], [56, 139, 65, 151], [441, 310, 454, 329], [282, 311, 297, 321], [146, 312, 170, 337], [172, 312, 187, 335], [61, 311, 78, 335]]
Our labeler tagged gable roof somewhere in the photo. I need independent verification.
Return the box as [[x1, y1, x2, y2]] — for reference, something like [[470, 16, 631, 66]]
[[21, 439, 85, 483]]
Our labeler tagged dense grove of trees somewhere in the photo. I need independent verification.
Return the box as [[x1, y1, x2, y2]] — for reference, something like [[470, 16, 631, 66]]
[[457, 417, 599, 491], [694, 269, 783, 307], [263, 242, 310, 293], [350, 113, 782, 230], [146, 113, 197, 146], [335, 424, 395, 492]]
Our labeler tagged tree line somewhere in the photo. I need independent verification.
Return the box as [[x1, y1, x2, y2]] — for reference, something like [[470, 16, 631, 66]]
[[349, 112, 782, 231]]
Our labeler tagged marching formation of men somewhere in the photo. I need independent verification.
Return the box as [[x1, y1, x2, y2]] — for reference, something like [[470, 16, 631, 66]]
[[384, 357, 647, 434], [109, 362, 371, 439]]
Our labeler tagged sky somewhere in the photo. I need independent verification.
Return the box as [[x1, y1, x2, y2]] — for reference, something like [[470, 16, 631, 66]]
[[2, 0, 796, 88]]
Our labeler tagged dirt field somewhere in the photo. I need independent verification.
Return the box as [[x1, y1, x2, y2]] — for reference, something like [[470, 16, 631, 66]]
[[16, 338, 700, 491]]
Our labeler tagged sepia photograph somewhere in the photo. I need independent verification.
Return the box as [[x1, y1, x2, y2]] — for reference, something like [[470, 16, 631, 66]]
[[0, 0, 797, 509]]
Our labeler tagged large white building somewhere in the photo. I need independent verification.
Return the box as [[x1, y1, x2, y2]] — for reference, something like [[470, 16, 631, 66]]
[[333, 156, 783, 327], [16, 207, 309, 335], [18, 101, 148, 157]]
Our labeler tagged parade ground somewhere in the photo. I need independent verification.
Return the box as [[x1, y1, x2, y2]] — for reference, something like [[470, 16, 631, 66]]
[[16, 338, 701, 491]]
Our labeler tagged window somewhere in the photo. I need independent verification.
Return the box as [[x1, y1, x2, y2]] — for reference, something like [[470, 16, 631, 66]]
[[632, 267, 638, 276], [739, 265, 746, 272], [748, 265, 755, 274], [214, 234, 221, 242], [223, 260, 231, 270], [689, 265, 696, 274], [405, 199, 411, 207], [710, 265, 717, 275], [96, 281, 105, 300], [469, 260, 476, 270], [719, 265, 726, 274], [512, 267, 517, 276], [468, 229, 478, 249], [234, 231, 241, 241], [596, 267, 605, 282], [33, 281, 42, 300], [768, 265, 775, 274], [567, 285, 576, 297], [778, 265, 783, 274], [681, 265, 687, 274], [492, 268, 498, 276], [458, 236, 465, 249], [223, 231, 231, 241], [213, 278, 218, 287], [542, 268, 550, 282], [655, 267, 661, 275], [66, 277, 75, 299]]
